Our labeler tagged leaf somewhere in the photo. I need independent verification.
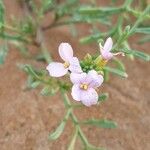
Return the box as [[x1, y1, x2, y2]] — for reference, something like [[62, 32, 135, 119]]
[[80, 32, 105, 44], [30, 81, 41, 89], [112, 58, 125, 71], [67, 127, 78, 150], [49, 121, 66, 140], [103, 69, 109, 82], [0, 0, 4, 29], [24, 65, 41, 79], [0, 32, 28, 42], [120, 48, 150, 61], [135, 27, 150, 34], [79, 7, 123, 15], [0, 44, 9, 64], [98, 93, 109, 102], [49, 109, 71, 140], [82, 119, 117, 129], [41, 86, 57, 96], [41, 0, 53, 12], [103, 66, 128, 78]]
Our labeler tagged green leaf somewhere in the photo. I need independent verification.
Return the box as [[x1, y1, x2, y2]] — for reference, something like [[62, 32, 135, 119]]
[[41, 0, 53, 12], [24, 65, 41, 79], [30, 81, 41, 89], [87, 144, 106, 150], [98, 93, 109, 102], [82, 119, 117, 129], [79, 7, 123, 15], [0, 43, 9, 64], [41, 86, 49, 95], [112, 58, 125, 71], [120, 48, 150, 61], [67, 126, 78, 150], [0, 0, 5, 29], [103, 66, 128, 78], [103, 69, 109, 82], [80, 32, 105, 44], [49, 121, 66, 140], [49, 109, 71, 140], [135, 27, 150, 34], [0, 32, 28, 42], [41, 86, 57, 96]]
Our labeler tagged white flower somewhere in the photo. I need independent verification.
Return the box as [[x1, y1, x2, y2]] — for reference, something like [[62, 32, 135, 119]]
[[46, 43, 82, 77]]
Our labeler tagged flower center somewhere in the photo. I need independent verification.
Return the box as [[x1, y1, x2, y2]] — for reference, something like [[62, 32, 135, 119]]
[[80, 83, 88, 90], [63, 62, 70, 68]]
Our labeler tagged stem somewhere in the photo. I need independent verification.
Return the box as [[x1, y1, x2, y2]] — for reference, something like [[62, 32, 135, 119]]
[[42, 20, 81, 31], [128, 6, 150, 35], [126, 7, 150, 19], [67, 125, 79, 150], [60, 88, 105, 149]]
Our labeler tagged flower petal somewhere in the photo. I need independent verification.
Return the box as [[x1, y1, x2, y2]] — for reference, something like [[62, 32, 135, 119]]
[[70, 72, 87, 84], [101, 51, 113, 60], [69, 57, 82, 73], [71, 84, 81, 101], [103, 37, 113, 52], [46, 62, 68, 77], [59, 43, 73, 61], [80, 88, 98, 106], [86, 70, 104, 88]]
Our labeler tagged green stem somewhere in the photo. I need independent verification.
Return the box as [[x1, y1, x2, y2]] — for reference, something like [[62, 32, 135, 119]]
[[128, 6, 150, 35], [67, 125, 79, 150]]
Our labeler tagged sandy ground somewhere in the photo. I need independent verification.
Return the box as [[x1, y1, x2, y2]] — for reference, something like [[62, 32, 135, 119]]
[[0, 0, 150, 150]]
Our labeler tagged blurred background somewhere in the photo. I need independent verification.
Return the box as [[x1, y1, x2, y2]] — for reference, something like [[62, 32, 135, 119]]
[[0, 0, 150, 150]]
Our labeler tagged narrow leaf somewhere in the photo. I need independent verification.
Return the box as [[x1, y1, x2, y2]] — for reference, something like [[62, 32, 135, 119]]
[[49, 109, 71, 140], [103, 66, 128, 78], [49, 121, 66, 140], [82, 119, 117, 128], [79, 7, 123, 15], [112, 58, 125, 71], [30, 81, 41, 89], [0, 0, 4, 29], [120, 48, 150, 61], [98, 93, 109, 102], [0, 44, 9, 64], [135, 27, 150, 34], [67, 127, 78, 150]]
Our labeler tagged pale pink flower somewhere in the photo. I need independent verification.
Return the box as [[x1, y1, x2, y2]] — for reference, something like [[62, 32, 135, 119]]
[[70, 70, 103, 107], [46, 43, 82, 77], [99, 37, 124, 60]]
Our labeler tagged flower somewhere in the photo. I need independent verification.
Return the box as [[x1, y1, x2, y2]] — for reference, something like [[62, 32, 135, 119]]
[[46, 43, 82, 77], [99, 37, 124, 60], [70, 70, 103, 106]]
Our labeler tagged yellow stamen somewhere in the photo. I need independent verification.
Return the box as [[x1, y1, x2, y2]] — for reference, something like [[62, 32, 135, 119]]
[[80, 84, 88, 90], [63, 62, 70, 68]]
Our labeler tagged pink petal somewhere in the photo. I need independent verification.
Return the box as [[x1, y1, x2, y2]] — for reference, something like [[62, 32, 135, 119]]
[[71, 84, 81, 101], [58, 43, 73, 61], [103, 37, 113, 52], [69, 57, 82, 73], [70, 72, 87, 84], [46, 62, 68, 77], [101, 51, 113, 60], [86, 70, 104, 88], [80, 88, 98, 106]]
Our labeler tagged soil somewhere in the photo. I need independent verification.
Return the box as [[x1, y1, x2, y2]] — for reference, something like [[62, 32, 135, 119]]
[[0, 0, 150, 150]]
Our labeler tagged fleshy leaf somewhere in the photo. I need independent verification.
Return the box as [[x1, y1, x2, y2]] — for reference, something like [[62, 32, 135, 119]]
[[82, 119, 117, 128], [98, 93, 109, 102], [49, 121, 66, 140], [103, 66, 128, 78]]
